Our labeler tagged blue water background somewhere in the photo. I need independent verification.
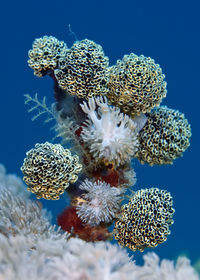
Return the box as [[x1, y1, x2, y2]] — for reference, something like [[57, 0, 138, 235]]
[[0, 0, 199, 265]]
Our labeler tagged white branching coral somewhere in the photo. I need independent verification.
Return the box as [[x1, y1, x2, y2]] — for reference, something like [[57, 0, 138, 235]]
[[0, 236, 137, 280], [136, 252, 199, 280], [0, 234, 70, 280], [80, 96, 139, 166], [0, 235, 198, 280], [76, 179, 124, 226], [0, 189, 68, 241], [0, 163, 29, 199], [46, 237, 137, 280]]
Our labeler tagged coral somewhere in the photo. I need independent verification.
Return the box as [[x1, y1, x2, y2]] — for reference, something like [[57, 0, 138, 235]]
[[54, 39, 109, 99], [5, 32, 194, 279], [46, 237, 138, 280], [28, 35, 68, 77], [0, 189, 68, 241], [80, 96, 140, 166], [21, 142, 82, 200], [135, 106, 192, 165], [0, 174, 196, 279], [0, 234, 70, 280], [24, 93, 56, 122], [114, 188, 175, 252], [0, 234, 198, 280], [0, 235, 137, 280], [136, 252, 199, 280], [107, 53, 167, 117], [0, 163, 29, 198], [76, 179, 125, 226]]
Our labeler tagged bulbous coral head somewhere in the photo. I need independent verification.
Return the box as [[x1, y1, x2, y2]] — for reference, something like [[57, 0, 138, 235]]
[[54, 39, 110, 99], [107, 53, 167, 117], [135, 106, 192, 165], [28, 35, 68, 77], [114, 187, 175, 252], [21, 142, 82, 200]]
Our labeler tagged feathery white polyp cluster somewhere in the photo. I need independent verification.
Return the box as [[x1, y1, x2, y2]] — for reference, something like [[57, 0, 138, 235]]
[[0, 188, 68, 241], [76, 179, 124, 226], [80, 96, 139, 166]]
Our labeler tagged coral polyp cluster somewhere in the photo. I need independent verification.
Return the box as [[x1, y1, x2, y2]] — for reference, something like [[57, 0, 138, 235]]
[[24, 34, 192, 253], [107, 53, 167, 117], [80, 96, 140, 166], [76, 179, 124, 226], [135, 106, 192, 165], [54, 39, 109, 99], [114, 188, 175, 251], [21, 142, 82, 199], [28, 35, 68, 77]]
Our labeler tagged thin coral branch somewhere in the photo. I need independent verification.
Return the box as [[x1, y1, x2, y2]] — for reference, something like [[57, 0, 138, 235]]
[[24, 93, 55, 122]]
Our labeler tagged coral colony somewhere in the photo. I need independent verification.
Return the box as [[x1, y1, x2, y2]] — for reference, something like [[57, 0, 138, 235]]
[[0, 35, 197, 279]]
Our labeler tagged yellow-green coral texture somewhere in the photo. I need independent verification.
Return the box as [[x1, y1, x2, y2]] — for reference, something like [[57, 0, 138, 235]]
[[54, 39, 110, 99], [107, 53, 167, 117], [114, 188, 175, 252], [28, 35, 68, 77], [21, 142, 82, 200], [135, 106, 192, 165]]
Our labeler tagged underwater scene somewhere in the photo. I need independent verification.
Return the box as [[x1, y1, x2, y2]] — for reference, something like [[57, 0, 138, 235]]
[[0, 0, 199, 279]]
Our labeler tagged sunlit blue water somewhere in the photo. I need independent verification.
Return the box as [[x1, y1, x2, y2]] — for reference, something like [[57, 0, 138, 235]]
[[0, 0, 199, 266]]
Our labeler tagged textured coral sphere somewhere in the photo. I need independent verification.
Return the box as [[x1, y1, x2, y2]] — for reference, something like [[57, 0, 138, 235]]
[[114, 188, 175, 252], [21, 142, 82, 200], [28, 35, 68, 77], [107, 53, 167, 117], [54, 39, 109, 99], [135, 106, 192, 165]]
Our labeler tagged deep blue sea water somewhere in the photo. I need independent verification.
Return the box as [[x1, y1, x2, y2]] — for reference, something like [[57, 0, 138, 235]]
[[0, 0, 199, 266]]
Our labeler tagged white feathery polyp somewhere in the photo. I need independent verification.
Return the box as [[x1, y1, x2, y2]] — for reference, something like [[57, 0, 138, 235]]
[[76, 179, 124, 226], [80, 96, 139, 166]]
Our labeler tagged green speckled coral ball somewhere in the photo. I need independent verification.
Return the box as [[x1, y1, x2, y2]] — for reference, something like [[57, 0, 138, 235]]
[[114, 188, 175, 252], [28, 35, 68, 77], [54, 39, 110, 99], [21, 142, 82, 200], [107, 53, 167, 117], [135, 106, 192, 165]]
